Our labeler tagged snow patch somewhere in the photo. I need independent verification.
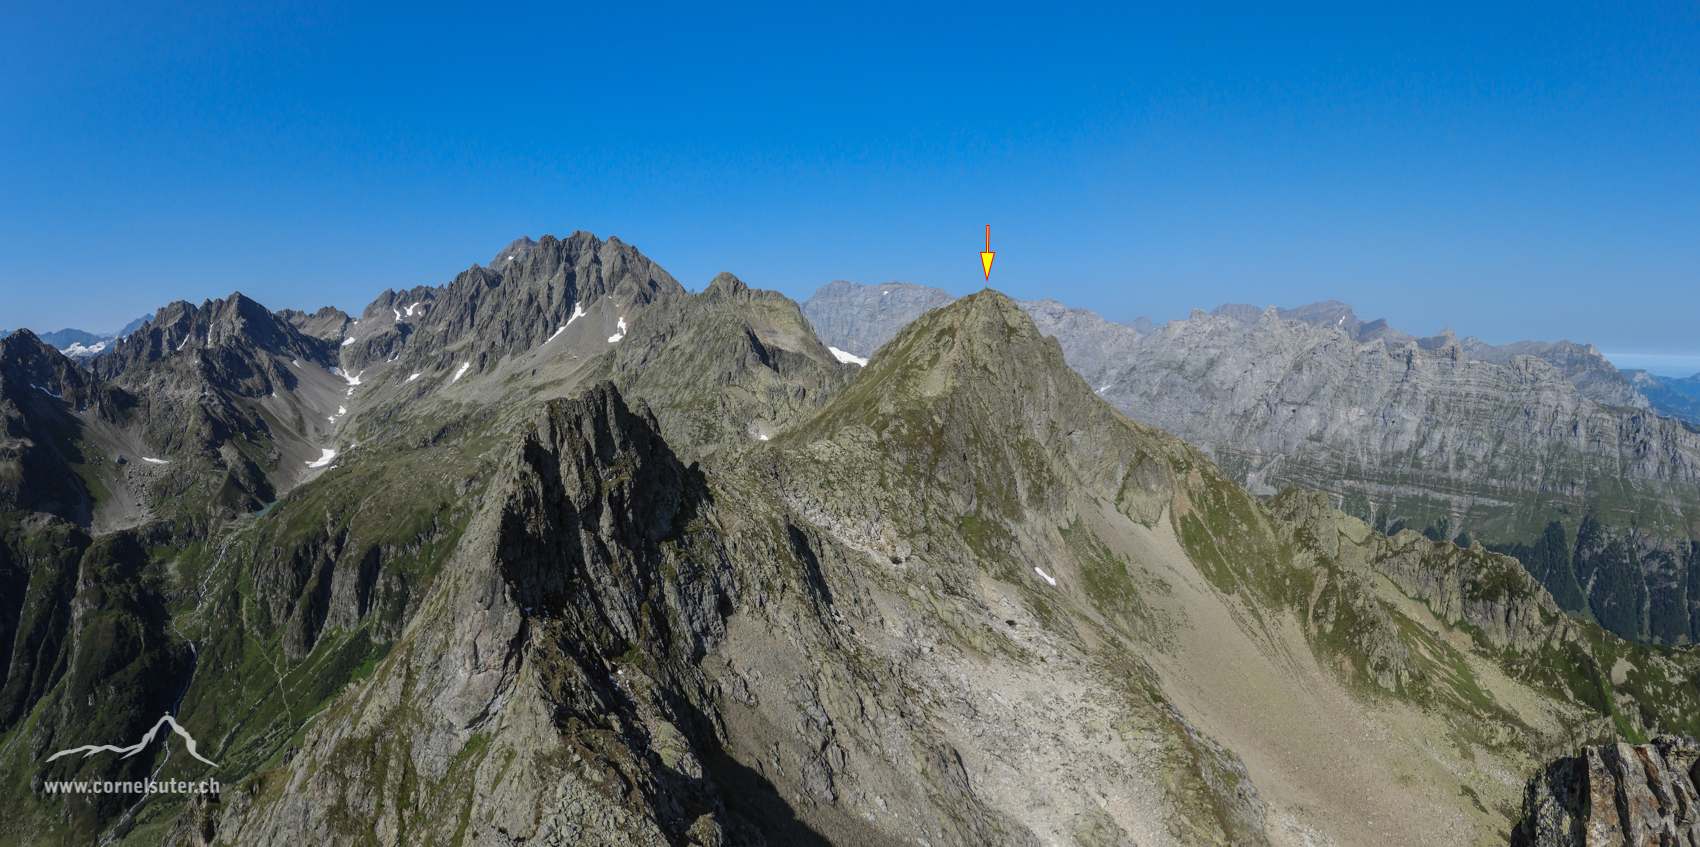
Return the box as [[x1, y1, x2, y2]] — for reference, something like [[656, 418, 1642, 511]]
[[567, 303, 585, 325], [759, 434, 770, 441], [29, 383, 62, 399], [607, 316, 627, 344], [305, 449, 337, 468], [404, 301, 423, 317], [337, 406, 346, 415], [61, 341, 108, 356], [545, 325, 567, 344], [141, 457, 169, 465], [176, 335, 189, 351], [1034, 567, 1057, 586], [392, 308, 401, 321], [829, 347, 868, 366], [451, 362, 470, 382], [407, 373, 421, 382], [342, 337, 357, 346]]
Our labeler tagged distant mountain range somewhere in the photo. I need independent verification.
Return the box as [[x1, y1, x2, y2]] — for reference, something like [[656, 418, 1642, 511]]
[[0, 314, 154, 360], [803, 281, 1700, 645]]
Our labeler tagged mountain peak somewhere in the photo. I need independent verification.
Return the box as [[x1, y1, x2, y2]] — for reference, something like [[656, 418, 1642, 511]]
[[705, 271, 748, 297], [791, 288, 1135, 504], [489, 236, 537, 269]]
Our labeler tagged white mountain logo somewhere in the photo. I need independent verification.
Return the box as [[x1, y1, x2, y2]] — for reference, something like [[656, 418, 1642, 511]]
[[45, 713, 216, 767]]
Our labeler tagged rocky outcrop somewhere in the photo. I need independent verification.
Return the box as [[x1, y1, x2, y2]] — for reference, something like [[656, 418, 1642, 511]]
[[215, 383, 747, 846], [1515, 735, 1700, 846], [1269, 488, 1571, 653]]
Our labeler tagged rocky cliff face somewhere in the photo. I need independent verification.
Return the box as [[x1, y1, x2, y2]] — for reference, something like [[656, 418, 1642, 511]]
[[1461, 337, 1651, 411], [93, 292, 337, 384], [1515, 735, 1700, 846]]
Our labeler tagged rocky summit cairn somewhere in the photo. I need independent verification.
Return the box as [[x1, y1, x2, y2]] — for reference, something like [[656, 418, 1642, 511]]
[[1515, 735, 1700, 846]]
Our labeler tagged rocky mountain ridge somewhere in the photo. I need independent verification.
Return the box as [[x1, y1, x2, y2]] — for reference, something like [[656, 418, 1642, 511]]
[[1, 237, 1698, 845]]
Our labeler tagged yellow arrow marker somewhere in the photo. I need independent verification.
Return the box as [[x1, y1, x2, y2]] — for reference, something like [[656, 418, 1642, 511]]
[[980, 225, 995, 280]]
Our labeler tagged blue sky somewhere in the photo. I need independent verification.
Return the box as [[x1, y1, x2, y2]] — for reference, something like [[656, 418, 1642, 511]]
[[3, 2, 1696, 358]]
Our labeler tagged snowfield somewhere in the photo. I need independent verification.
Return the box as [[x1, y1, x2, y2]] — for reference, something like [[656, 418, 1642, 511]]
[[829, 347, 868, 366]]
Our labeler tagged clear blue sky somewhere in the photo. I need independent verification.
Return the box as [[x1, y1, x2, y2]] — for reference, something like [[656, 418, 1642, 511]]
[[3, 2, 1696, 355]]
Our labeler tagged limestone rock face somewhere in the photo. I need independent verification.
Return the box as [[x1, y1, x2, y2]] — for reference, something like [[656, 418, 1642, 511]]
[[1461, 337, 1651, 411], [800, 280, 956, 358], [1515, 735, 1700, 847], [1017, 298, 1144, 391], [1098, 311, 1700, 502]]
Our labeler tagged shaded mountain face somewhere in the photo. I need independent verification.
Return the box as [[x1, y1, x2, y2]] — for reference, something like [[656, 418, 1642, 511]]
[[0, 330, 132, 520], [197, 290, 1700, 846], [4, 240, 1700, 846]]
